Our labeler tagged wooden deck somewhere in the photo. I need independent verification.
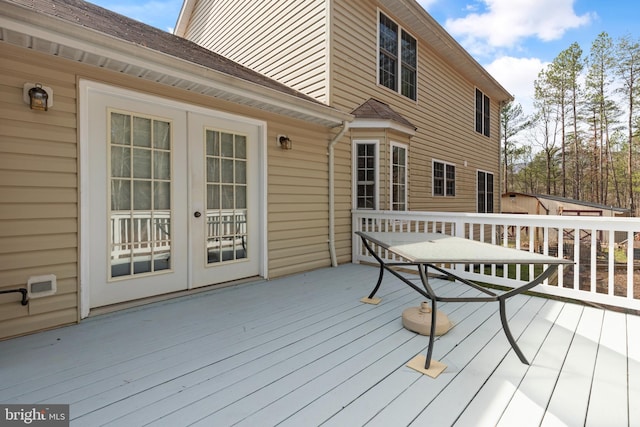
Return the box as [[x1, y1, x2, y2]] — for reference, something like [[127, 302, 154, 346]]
[[1, 264, 639, 426]]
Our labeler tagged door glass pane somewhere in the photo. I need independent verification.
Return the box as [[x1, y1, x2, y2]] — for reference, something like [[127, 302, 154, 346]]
[[154, 121, 171, 149], [111, 113, 131, 145], [154, 181, 170, 210], [154, 151, 170, 180], [111, 180, 131, 211], [221, 159, 234, 183], [205, 129, 248, 264], [111, 147, 131, 178], [133, 117, 152, 147], [109, 111, 173, 278], [133, 149, 151, 179], [133, 181, 151, 210]]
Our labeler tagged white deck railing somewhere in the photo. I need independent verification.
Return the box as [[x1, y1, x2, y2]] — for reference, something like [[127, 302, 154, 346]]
[[352, 210, 640, 311]]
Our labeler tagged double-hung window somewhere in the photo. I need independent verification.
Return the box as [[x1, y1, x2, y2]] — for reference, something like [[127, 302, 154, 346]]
[[354, 142, 378, 209], [379, 12, 417, 100], [475, 88, 490, 137], [391, 143, 407, 211], [433, 160, 455, 197], [477, 171, 494, 212]]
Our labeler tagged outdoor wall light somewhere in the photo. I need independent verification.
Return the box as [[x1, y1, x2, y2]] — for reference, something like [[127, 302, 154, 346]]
[[23, 83, 53, 111], [277, 134, 292, 150]]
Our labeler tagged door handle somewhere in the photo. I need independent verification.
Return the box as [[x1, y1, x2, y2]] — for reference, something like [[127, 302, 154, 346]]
[[194, 211, 202, 218]]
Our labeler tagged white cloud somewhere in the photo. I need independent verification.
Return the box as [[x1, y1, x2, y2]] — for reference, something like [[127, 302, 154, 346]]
[[445, 0, 594, 53], [484, 56, 549, 117]]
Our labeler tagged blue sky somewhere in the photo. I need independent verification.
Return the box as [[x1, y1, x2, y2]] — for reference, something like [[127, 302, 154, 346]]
[[90, 0, 638, 117]]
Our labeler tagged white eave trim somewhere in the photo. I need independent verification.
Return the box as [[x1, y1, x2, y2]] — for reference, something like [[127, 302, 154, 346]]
[[174, 0, 196, 37], [349, 119, 416, 137]]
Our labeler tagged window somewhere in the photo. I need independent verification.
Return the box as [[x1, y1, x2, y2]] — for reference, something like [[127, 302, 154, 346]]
[[475, 88, 490, 137], [391, 143, 407, 210], [109, 111, 172, 277], [477, 171, 494, 213], [379, 12, 417, 100], [433, 160, 455, 197], [354, 142, 378, 209]]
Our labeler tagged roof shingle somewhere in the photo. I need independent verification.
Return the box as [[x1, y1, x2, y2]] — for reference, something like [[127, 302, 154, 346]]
[[351, 98, 416, 130]]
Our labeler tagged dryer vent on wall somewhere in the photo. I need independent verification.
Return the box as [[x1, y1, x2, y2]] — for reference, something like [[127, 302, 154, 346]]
[[27, 274, 57, 298]]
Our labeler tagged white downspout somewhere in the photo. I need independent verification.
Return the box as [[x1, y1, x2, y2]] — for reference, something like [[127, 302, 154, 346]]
[[328, 121, 350, 267]]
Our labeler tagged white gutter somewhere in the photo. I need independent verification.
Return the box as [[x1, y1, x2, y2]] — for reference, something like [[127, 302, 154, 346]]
[[328, 121, 350, 267]]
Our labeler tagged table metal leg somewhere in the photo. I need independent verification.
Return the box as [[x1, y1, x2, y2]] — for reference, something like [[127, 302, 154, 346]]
[[367, 262, 385, 300], [496, 264, 560, 365], [498, 298, 529, 364], [360, 235, 389, 300], [419, 264, 438, 369]]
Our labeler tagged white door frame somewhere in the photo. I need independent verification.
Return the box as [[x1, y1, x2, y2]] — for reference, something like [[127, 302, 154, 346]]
[[79, 80, 268, 318]]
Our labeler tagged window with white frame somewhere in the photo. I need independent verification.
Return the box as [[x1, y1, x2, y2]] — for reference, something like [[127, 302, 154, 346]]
[[354, 141, 378, 209], [391, 143, 407, 210], [433, 160, 455, 197], [475, 88, 490, 137], [378, 12, 417, 100], [477, 170, 494, 212]]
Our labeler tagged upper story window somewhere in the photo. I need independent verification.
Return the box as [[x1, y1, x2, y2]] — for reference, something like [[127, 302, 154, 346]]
[[475, 88, 490, 137], [391, 142, 407, 211], [379, 12, 417, 101], [433, 160, 455, 197], [354, 141, 378, 209]]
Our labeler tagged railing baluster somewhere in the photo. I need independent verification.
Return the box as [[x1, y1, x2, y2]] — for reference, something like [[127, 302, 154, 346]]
[[608, 229, 615, 295], [590, 230, 597, 294], [529, 227, 535, 282], [515, 226, 521, 281], [574, 228, 580, 290], [558, 227, 564, 288], [628, 230, 634, 299]]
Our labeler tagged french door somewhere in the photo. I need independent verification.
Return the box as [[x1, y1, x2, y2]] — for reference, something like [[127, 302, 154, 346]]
[[188, 113, 260, 287], [83, 83, 262, 310]]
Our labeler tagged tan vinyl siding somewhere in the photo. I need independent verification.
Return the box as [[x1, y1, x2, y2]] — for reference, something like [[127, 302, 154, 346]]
[[0, 45, 79, 338], [184, 0, 329, 103], [266, 118, 334, 276], [0, 43, 336, 339], [331, 2, 501, 213]]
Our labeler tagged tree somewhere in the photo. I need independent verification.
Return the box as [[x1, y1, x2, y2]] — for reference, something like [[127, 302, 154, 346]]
[[533, 68, 562, 194], [616, 35, 640, 215], [545, 54, 569, 197], [500, 101, 530, 193], [585, 32, 620, 204], [560, 43, 585, 199]]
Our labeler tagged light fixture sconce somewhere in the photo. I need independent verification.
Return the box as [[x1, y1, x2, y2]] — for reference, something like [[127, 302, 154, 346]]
[[277, 134, 292, 150], [23, 82, 53, 111]]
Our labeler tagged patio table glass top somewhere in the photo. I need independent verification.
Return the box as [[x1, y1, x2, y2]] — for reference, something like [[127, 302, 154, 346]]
[[357, 232, 574, 265]]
